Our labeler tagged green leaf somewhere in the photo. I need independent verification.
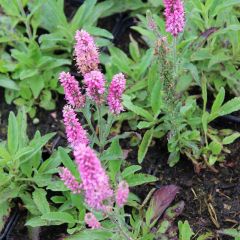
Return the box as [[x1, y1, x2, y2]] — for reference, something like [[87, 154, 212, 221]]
[[168, 151, 180, 167], [147, 63, 158, 93], [208, 53, 231, 68], [21, 132, 55, 164], [123, 95, 154, 122], [102, 139, 123, 161], [0, 201, 10, 232], [129, 36, 140, 62], [105, 139, 123, 182], [0, 172, 10, 187], [7, 112, 19, 155], [41, 212, 75, 224], [66, 230, 113, 240], [209, 87, 225, 121], [219, 97, 240, 116], [212, 0, 240, 16], [178, 221, 194, 240], [208, 155, 218, 165], [135, 49, 153, 79], [122, 165, 142, 178], [197, 232, 214, 240], [86, 26, 113, 39], [126, 173, 157, 187], [202, 112, 209, 138], [209, 141, 222, 155], [201, 75, 207, 112], [38, 150, 62, 174], [14, 146, 34, 159], [51, 196, 66, 204], [218, 228, 240, 238], [25, 216, 48, 227], [46, 180, 67, 191], [59, 147, 79, 179], [0, 76, 19, 90], [32, 188, 50, 214], [29, 76, 44, 99], [191, 48, 212, 61], [138, 128, 153, 163], [40, 0, 68, 32], [20, 192, 40, 216], [137, 121, 155, 129], [108, 47, 132, 74], [0, 184, 19, 204], [222, 133, 240, 145], [0, 146, 11, 162]]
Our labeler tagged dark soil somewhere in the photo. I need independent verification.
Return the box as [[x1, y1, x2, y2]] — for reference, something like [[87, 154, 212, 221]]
[[126, 139, 240, 240]]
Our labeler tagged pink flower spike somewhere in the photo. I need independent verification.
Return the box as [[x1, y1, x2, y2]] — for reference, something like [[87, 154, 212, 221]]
[[116, 181, 129, 208], [83, 70, 105, 103], [107, 73, 126, 115], [63, 105, 89, 147], [74, 144, 113, 210], [85, 213, 101, 229], [74, 30, 99, 75], [59, 72, 85, 109], [59, 167, 82, 194], [163, 0, 185, 37]]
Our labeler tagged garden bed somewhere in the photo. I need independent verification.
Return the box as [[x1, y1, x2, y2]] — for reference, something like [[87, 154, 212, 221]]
[[0, 0, 240, 239], [1, 88, 239, 239]]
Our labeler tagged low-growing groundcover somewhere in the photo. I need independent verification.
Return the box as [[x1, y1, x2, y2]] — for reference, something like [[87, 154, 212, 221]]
[[0, 0, 240, 240]]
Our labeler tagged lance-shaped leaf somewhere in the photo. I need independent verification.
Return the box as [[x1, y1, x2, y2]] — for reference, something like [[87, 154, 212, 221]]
[[148, 185, 180, 222]]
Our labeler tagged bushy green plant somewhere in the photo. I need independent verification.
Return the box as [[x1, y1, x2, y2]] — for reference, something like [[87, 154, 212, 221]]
[[0, 109, 65, 234], [0, 0, 113, 117], [108, 9, 240, 170], [178, 220, 213, 240]]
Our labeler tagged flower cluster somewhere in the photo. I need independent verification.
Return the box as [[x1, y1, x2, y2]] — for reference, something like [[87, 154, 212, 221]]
[[62, 105, 89, 147], [74, 30, 99, 75], [107, 73, 126, 114], [59, 167, 82, 194], [74, 144, 113, 210], [59, 29, 129, 230], [84, 70, 105, 103], [116, 181, 129, 208], [59, 72, 85, 109], [163, 0, 185, 37]]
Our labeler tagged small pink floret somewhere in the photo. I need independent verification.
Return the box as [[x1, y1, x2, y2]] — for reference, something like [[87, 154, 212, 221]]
[[84, 212, 101, 229], [116, 181, 129, 208]]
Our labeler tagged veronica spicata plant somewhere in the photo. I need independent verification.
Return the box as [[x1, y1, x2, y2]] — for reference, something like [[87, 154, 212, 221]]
[[122, 5, 240, 171], [58, 29, 136, 239]]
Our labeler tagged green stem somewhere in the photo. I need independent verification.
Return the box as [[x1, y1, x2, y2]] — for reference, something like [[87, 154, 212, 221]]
[[173, 37, 177, 80], [96, 105, 104, 153], [102, 113, 114, 145], [108, 213, 132, 240], [82, 108, 99, 147]]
